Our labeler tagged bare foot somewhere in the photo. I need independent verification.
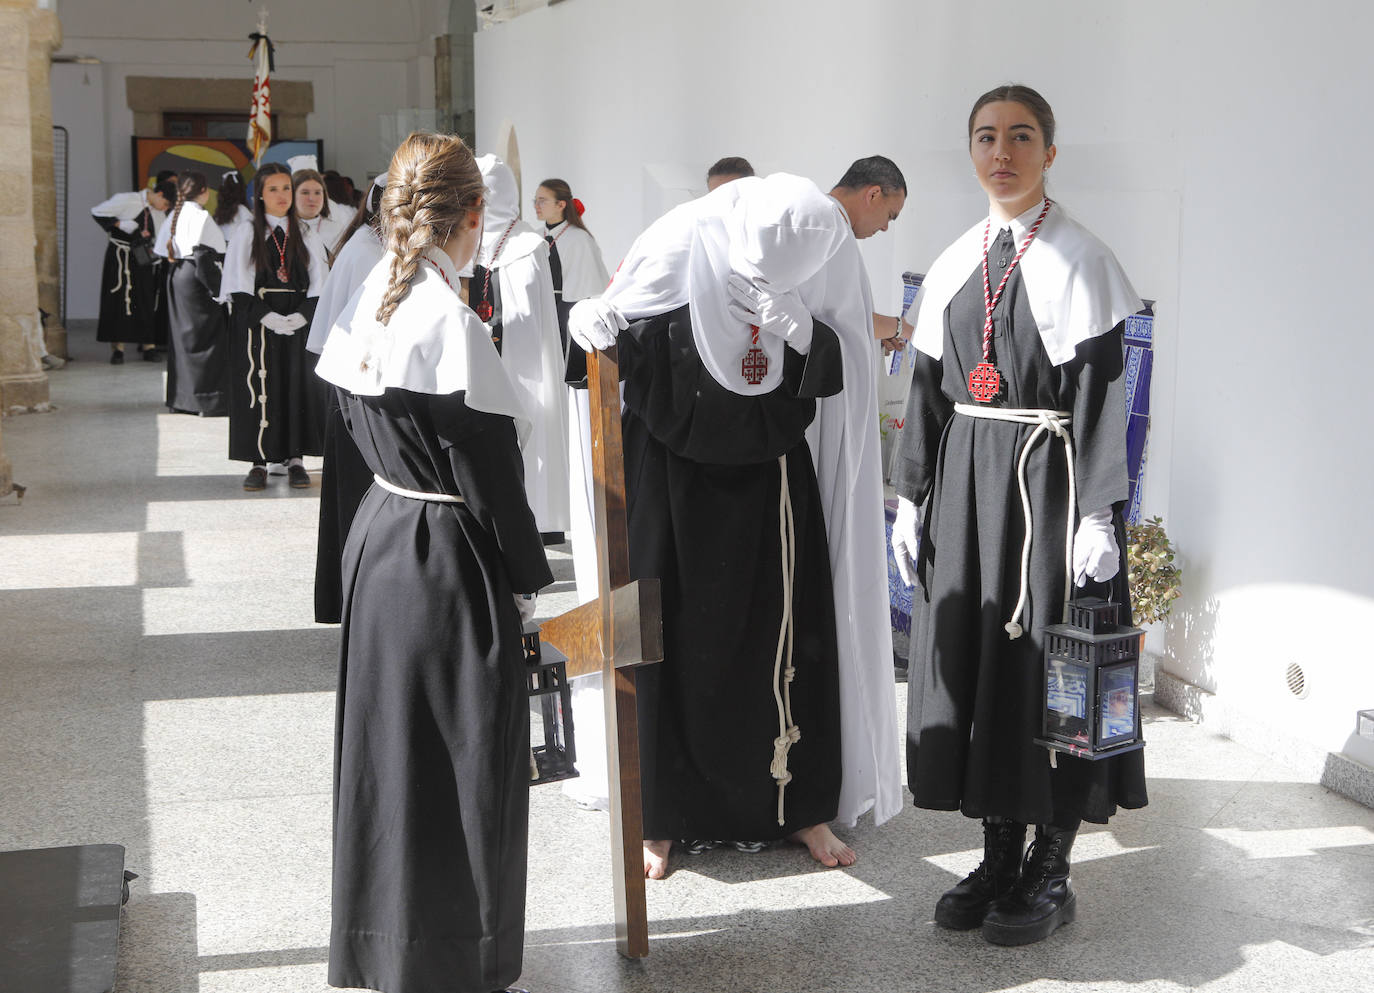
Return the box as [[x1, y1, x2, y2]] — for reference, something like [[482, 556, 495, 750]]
[[788, 823, 857, 868], [644, 839, 671, 879]]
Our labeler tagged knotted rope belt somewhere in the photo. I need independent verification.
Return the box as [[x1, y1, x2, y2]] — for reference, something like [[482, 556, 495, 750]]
[[108, 239, 134, 316], [372, 475, 464, 503], [770, 453, 800, 826], [952, 403, 1076, 639]]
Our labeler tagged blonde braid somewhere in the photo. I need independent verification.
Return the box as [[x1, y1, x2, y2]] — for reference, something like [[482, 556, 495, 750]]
[[166, 196, 186, 260], [374, 132, 484, 326]]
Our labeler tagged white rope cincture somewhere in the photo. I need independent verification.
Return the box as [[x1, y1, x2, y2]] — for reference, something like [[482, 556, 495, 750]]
[[952, 403, 1076, 640], [372, 475, 465, 503], [769, 453, 801, 826], [246, 323, 270, 460], [108, 240, 134, 316]]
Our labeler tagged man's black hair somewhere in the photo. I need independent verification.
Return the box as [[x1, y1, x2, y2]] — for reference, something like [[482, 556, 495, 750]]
[[707, 156, 755, 180], [833, 155, 906, 195]]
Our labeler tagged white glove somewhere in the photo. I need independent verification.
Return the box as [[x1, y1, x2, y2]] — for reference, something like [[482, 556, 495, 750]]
[[514, 593, 537, 625], [567, 297, 627, 353], [261, 311, 306, 335], [726, 274, 814, 354], [891, 496, 922, 588], [1072, 507, 1120, 587]]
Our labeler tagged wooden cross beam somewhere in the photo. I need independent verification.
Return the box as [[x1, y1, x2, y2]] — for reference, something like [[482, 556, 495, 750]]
[[538, 344, 662, 959]]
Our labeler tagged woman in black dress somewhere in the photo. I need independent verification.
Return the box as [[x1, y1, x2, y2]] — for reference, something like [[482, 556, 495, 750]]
[[91, 177, 176, 363], [315, 131, 551, 993], [220, 162, 328, 490], [155, 171, 229, 415], [891, 84, 1148, 946]]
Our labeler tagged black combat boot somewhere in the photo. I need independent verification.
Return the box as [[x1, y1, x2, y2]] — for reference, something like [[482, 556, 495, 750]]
[[933, 816, 1027, 930], [981, 822, 1079, 945]]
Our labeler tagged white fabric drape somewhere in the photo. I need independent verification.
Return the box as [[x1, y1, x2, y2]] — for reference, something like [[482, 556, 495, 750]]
[[315, 245, 531, 442], [906, 199, 1141, 367], [307, 226, 384, 354], [153, 201, 227, 259]]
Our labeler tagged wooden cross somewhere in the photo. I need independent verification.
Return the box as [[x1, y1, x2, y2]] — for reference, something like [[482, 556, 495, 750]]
[[537, 345, 662, 959]]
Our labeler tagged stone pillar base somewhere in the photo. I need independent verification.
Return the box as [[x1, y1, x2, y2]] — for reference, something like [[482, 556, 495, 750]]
[[0, 371, 50, 412]]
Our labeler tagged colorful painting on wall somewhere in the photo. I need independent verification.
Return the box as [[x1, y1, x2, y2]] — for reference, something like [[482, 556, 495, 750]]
[[131, 137, 324, 214]]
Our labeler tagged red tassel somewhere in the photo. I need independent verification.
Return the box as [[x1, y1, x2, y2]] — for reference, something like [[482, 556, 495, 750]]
[[573, 198, 586, 216]]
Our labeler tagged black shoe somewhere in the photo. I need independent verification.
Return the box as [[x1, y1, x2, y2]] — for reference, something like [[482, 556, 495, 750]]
[[731, 840, 769, 854], [242, 466, 268, 491], [680, 839, 721, 855], [934, 817, 1027, 930], [981, 823, 1078, 946], [110, 349, 124, 365], [288, 463, 311, 488], [141, 348, 162, 362]]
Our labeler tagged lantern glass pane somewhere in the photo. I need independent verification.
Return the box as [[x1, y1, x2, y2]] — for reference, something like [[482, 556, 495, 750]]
[[1098, 665, 1137, 744], [1046, 658, 1089, 742]]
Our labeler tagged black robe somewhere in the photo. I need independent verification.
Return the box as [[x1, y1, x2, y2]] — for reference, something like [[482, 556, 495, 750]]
[[616, 305, 846, 842], [893, 228, 1149, 826], [94, 211, 161, 345], [313, 389, 373, 624], [164, 246, 229, 416], [329, 387, 552, 993], [227, 243, 325, 463]]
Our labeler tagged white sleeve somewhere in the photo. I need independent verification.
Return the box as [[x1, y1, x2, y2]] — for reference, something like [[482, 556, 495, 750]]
[[302, 227, 330, 297], [152, 214, 173, 258], [198, 214, 227, 254], [91, 191, 143, 220], [219, 229, 255, 302]]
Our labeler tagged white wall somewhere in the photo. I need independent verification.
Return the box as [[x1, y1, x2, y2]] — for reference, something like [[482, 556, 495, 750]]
[[51, 60, 107, 322], [52, 1, 449, 318], [476, 0, 1374, 768]]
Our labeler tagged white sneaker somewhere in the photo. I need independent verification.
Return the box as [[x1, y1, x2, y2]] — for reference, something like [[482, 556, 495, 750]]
[[266, 462, 288, 476]]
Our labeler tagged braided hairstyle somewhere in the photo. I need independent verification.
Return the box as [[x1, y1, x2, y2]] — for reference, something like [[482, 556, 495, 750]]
[[250, 161, 310, 281], [375, 132, 485, 326], [166, 171, 208, 260]]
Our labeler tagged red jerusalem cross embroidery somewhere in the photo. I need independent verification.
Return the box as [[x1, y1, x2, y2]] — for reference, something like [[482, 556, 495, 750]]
[[741, 325, 769, 385], [968, 361, 1002, 402]]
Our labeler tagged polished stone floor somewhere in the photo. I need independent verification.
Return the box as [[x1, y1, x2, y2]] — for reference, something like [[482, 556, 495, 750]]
[[2, 324, 1372, 993]]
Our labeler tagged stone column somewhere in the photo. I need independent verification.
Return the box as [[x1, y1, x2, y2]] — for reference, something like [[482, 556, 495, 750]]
[[30, 3, 63, 358], [0, 0, 49, 435]]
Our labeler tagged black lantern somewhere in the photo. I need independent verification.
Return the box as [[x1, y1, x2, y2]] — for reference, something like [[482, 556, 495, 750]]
[[1035, 596, 1146, 760], [522, 622, 579, 785]]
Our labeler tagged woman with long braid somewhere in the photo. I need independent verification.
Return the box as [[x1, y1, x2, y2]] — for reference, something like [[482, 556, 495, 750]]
[[316, 132, 551, 993], [154, 171, 230, 416], [220, 162, 328, 490]]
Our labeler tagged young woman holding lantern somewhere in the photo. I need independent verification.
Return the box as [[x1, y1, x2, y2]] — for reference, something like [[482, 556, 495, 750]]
[[890, 84, 1148, 946]]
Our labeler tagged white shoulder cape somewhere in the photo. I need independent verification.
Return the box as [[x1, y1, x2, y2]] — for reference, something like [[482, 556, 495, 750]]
[[314, 246, 531, 443], [307, 225, 384, 354], [153, 201, 227, 259], [219, 214, 329, 302], [547, 221, 610, 300], [907, 200, 1141, 366]]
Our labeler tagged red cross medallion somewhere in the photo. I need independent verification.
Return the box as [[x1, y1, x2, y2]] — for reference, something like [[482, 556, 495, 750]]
[[475, 301, 493, 321], [741, 324, 768, 385], [742, 346, 769, 385], [968, 361, 1002, 403]]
